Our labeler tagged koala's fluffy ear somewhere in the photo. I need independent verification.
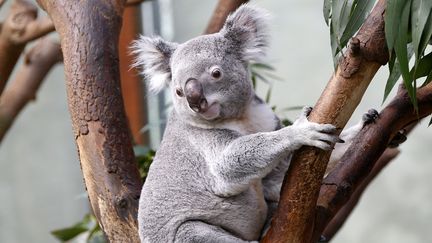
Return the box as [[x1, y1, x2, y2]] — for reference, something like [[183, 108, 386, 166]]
[[131, 36, 178, 93], [220, 4, 270, 62]]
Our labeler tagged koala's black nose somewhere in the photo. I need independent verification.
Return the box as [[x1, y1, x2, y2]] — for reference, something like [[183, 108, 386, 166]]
[[184, 78, 207, 112]]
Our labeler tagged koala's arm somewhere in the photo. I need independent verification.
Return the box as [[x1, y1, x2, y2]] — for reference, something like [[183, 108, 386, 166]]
[[208, 107, 339, 197]]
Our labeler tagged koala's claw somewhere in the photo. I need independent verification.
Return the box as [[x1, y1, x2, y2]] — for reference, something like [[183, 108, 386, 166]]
[[301, 106, 313, 118], [388, 129, 407, 148], [362, 109, 379, 126]]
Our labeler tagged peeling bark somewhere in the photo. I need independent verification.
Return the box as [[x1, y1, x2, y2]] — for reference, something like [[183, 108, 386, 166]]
[[0, 38, 61, 143], [204, 0, 249, 34], [261, 1, 388, 242], [313, 84, 432, 241], [36, 0, 142, 242]]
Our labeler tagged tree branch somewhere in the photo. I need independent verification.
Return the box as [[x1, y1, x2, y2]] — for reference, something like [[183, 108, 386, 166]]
[[36, 1, 142, 242], [0, 0, 38, 94], [12, 16, 55, 44], [262, 0, 388, 242], [0, 38, 61, 143], [0, 0, 6, 9], [204, 0, 249, 34], [313, 83, 432, 241], [320, 148, 400, 241]]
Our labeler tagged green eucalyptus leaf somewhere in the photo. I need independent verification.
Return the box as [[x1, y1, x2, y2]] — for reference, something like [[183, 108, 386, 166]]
[[411, 0, 432, 59], [251, 62, 275, 71], [251, 71, 270, 84], [331, 0, 345, 47], [384, 58, 402, 102], [384, 44, 414, 102], [51, 226, 89, 241], [265, 85, 273, 103], [340, 0, 375, 46], [412, 52, 432, 79], [424, 69, 432, 85], [385, 0, 407, 53], [395, 1, 417, 110], [324, 0, 332, 26], [419, 12, 432, 55]]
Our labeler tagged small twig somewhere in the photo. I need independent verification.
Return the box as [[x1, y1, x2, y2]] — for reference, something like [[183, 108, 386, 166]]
[[0, 0, 6, 9], [204, 0, 249, 34], [0, 0, 54, 94], [0, 38, 62, 142], [12, 16, 55, 44]]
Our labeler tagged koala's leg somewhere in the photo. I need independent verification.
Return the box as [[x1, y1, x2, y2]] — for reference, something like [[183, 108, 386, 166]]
[[175, 221, 257, 243]]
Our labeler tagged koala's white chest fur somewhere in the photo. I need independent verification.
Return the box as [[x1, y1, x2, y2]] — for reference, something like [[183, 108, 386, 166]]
[[217, 98, 277, 135]]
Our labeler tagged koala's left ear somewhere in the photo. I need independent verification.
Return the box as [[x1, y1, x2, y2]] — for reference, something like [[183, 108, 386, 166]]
[[220, 4, 270, 62], [131, 35, 178, 93]]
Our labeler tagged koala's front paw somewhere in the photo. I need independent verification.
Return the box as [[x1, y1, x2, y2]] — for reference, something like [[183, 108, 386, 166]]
[[362, 109, 379, 126], [291, 106, 341, 151], [388, 129, 407, 148]]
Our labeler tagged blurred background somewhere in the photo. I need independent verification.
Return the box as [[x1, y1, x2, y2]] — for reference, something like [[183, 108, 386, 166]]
[[0, 0, 431, 242]]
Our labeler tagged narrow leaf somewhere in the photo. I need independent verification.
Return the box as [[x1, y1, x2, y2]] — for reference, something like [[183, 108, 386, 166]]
[[324, 0, 332, 26], [384, 44, 414, 102], [51, 225, 89, 241], [419, 12, 432, 55], [411, 0, 432, 59], [251, 62, 275, 71], [395, 1, 417, 109], [340, 0, 375, 46], [412, 52, 432, 79], [385, 0, 407, 52]]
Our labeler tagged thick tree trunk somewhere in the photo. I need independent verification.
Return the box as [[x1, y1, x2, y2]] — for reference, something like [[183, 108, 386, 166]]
[[262, 0, 388, 242], [36, 1, 142, 242]]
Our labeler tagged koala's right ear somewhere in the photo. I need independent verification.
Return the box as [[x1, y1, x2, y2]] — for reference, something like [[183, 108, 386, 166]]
[[131, 36, 178, 93], [220, 4, 270, 62]]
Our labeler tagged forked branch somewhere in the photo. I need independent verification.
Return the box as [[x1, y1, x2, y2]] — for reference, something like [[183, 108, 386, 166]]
[[0, 38, 62, 143]]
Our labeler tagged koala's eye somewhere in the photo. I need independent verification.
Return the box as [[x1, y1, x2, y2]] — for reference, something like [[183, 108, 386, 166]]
[[175, 88, 184, 97], [211, 68, 222, 79]]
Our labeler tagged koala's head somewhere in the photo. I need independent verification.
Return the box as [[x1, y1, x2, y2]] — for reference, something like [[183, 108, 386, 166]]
[[132, 4, 269, 125]]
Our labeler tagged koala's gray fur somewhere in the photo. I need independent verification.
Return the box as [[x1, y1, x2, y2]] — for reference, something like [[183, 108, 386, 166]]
[[132, 4, 364, 243]]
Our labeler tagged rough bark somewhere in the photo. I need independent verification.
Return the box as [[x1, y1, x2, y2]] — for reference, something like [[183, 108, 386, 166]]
[[0, 38, 61, 143], [320, 148, 400, 242], [261, 1, 388, 242], [36, 1, 142, 242], [313, 83, 432, 241], [119, 5, 148, 145], [204, 0, 249, 34]]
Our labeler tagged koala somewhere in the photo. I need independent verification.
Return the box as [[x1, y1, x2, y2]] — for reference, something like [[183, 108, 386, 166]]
[[132, 4, 372, 243]]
